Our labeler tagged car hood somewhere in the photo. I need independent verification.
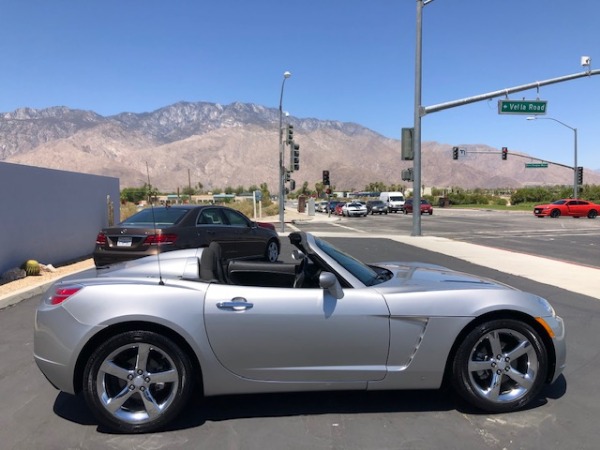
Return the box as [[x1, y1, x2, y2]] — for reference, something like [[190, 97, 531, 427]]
[[374, 261, 514, 292], [371, 261, 555, 318]]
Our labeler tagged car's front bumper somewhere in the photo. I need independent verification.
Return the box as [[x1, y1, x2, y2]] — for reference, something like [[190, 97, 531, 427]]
[[544, 314, 567, 383], [533, 208, 550, 216]]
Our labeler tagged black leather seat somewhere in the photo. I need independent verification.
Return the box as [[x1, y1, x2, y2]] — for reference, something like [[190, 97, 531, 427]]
[[199, 241, 225, 283]]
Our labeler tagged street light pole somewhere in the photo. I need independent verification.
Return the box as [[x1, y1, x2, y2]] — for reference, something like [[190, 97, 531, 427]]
[[526, 116, 578, 198], [278, 71, 291, 232], [412, 0, 435, 237]]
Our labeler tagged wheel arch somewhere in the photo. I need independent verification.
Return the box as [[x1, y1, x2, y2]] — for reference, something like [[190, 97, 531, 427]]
[[442, 310, 557, 387], [73, 321, 204, 394]]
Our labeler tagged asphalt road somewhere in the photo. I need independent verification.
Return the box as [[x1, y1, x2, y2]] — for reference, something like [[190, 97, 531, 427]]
[[1, 229, 599, 449]]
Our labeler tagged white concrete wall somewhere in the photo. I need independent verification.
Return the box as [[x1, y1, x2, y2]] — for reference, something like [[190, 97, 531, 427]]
[[0, 162, 120, 274]]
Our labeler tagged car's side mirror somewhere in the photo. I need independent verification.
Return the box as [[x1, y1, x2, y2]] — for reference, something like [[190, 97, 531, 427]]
[[319, 271, 344, 299]]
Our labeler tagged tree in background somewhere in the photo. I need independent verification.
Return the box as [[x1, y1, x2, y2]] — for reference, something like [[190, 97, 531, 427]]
[[314, 181, 324, 198], [364, 181, 387, 192]]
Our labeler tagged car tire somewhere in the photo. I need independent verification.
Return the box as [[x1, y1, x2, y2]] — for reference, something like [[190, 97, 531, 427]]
[[451, 319, 548, 413], [550, 209, 561, 218], [265, 239, 280, 262], [83, 330, 194, 433], [588, 210, 598, 219]]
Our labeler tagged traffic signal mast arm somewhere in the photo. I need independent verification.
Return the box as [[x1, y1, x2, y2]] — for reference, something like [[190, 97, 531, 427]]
[[456, 147, 578, 170], [422, 69, 600, 116]]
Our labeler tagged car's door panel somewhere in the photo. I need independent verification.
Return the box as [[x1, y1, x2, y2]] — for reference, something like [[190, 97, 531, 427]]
[[204, 284, 390, 382]]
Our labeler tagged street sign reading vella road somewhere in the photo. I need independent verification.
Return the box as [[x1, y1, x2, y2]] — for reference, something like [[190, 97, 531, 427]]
[[498, 99, 547, 115]]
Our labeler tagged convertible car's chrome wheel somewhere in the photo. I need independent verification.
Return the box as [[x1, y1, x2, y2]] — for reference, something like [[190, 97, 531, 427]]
[[83, 331, 193, 433], [452, 319, 548, 412], [265, 239, 280, 262]]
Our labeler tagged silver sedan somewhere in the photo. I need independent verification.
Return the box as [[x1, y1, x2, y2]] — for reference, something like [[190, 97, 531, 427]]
[[34, 232, 566, 433]]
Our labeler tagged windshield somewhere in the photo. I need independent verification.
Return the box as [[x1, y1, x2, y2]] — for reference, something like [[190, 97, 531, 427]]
[[390, 196, 403, 201], [313, 236, 385, 286]]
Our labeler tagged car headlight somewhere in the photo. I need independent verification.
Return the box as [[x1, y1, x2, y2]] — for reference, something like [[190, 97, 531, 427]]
[[535, 296, 556, 317]]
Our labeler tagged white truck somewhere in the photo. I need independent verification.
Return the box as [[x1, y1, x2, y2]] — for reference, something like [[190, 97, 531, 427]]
[[379, 191, 405, 213]]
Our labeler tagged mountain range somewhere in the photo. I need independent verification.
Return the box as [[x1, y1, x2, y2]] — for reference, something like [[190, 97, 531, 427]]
[[2, 101, 599, 193]]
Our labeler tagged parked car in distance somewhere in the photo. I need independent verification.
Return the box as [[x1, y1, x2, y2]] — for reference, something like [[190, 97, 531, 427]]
[[323, 200, 339, 213], [334, 202, 346, 216], [533, 199, 599, 219], [379, 191, 405, 213], [366, 200, 388, 215], [342, 201, 368, 217], [93, 205, 280, 266], [316, 201, 328, 213], [34, 231, 566, 433], [403, 199, 434, 215]]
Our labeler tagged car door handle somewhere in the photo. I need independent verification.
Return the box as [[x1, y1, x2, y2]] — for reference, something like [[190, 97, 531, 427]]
[[216, 297, 253, 311]]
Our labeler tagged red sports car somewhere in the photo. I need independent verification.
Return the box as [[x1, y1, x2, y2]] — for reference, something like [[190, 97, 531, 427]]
[[334, 202, 346, 216], [533, 199, 599, 219], [403, 199, 433, 215]]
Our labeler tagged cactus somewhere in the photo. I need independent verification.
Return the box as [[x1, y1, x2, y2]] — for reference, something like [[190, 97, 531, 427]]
[[22, 259, 41, 276]]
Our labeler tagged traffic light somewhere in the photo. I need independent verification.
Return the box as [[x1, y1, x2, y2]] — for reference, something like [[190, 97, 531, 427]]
[[322, 170, 330, 185], [285, 124, 294, 144], [289, 179, 296, 191], [452, 147, 459, 160], [284, 170, 291, 182], [401, 127, 414, 160], [577, 166, 584, 185], [290, 142, 300, 171], [502, 147, 508, 160]]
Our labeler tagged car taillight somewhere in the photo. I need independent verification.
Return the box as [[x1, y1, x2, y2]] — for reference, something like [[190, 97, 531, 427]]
[[143, 233, 178, 246], [48, 285, 83, 305], [95, 232, 107, 245]]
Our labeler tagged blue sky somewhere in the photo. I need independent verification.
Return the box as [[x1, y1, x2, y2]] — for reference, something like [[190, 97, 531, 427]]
[[1, 0, 599, 170]]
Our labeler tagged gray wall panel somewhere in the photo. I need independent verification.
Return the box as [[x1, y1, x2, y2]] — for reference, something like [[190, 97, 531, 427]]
[[0, 162, 119, 274]]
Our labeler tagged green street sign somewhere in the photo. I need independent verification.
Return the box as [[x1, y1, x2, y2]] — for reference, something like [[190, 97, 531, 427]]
[[498, 100, 547, 115], [525, 162, 549, 168]]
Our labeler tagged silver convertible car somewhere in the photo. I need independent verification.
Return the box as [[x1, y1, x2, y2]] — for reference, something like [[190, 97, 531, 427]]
[[34, 232, 566, 433]]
